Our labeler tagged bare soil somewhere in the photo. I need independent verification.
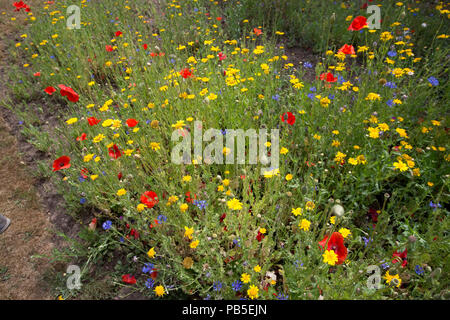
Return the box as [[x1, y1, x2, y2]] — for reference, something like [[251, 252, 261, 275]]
[[0, 0, 76, 300]]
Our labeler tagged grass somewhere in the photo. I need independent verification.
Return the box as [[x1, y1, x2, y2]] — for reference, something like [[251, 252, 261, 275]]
[[3, 0, 449, 300]]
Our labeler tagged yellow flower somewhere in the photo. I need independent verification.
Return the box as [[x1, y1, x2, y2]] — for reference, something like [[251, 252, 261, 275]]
[[323, 250, 338, 266], [184, 226, 194, 240], [154, 285, 165, 297], [384, 271, 401, 287], [330, 216, 336, 224], [280, 147, 289, 155], [116, 189, 127, 196], [93, 134, 105, 143], [247, 285, 259, 299], [83, 154, 94, 162], [150, 142, 160, 151], [147, 247, 156, 258], [137, 203, 146, 212], [339, 228, 351, 238], [393, 160, 408, 172], [241, 273, 251, 283], [227, 198, 243, 211], [299, 219, 311, 231], [171, 120, 185, 129], [254, 265, 261, 273], [365, 92, 381, 101], [305, 201, 315, 211], [180, 203, 189, 213], [285, 174, 293, 181], [222, 179, 230, 186], [292, 207, 302, 216], [396, 128, 409, 138], [182, 175, 192, 182], [66, 118, 78, 124], [190, 239, 199, 249]]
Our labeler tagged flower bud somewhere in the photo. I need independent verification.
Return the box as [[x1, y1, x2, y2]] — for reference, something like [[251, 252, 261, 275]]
[[331, 204, 345, 217]]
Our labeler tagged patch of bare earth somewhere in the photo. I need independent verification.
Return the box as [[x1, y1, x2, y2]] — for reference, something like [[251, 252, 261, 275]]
[[0, 0, 58, 300]]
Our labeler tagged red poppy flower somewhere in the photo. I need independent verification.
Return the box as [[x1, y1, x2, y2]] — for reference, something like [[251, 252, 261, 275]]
[[180, 68, 193, 79], [253, 28, 262, 36], [126, 118, 138, 127], [58, 84, 79, 102], [44, 86, 56, 95], [118, 172, 123, 180], [87, 117, 101, 126], [76, 133, 87, 141], [256, 230, 265, 242], [130, 228, 139, 240], [216, 17, 222, 21], [280, 112, 296, 125], [185, 191, 197, 203], [218, 52, 226, 61], [115, 31, 122, 37], [52, 155, 71, 171], [13, 1, 27, 11], [219, 213, 226, 223], [318, 232, 348, 265], [320, 72, 337, 83], [108, 144, 122, 159], [348, 16, 367, 31], [80, 168, 89, 179], [140, 191, 159, 208], [121, 274, 136, 285], [34, 72, 41, 77], [338, 44, 355, 55], [105, 45, 114, 52], [392, 248, 408, 267]]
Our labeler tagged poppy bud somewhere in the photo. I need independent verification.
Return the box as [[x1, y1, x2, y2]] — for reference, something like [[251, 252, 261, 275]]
[[331, 204, 345, 217]]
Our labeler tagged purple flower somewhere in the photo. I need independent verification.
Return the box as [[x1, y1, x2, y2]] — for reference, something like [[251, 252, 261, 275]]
[[232, 280, 243, 291], [427, 76, 439, 86], [102, 220, 112, 230]]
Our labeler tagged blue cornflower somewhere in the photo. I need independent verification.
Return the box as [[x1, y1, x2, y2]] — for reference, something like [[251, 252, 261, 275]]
[[309, 86, 317, 92], [231, 280, 242, 291], [307, 93, 315, 101], [429, 201, 442, 210], [387, 50, 397, 57], [415, 265, 424, 275], [276, 293, 289, 300], [78, 176, 86, 183], [102, 220, 112, 230], [303, 62, 313, 68], [233, 238, 241, 247], [193, 200, 207, 210], [213, 281, 223, 292], [362, 236, 372, 247], [294, 260, 303, 268], [384, 81, 397, 89], [157, 215, 167, 223], [272, 94, 280, 101], [381, 263, 390, 270], [142, 262, 154, 274], [80, 198, 86, 204], [386, 99, 394, 107], [145, 278, 155, 289], [427, 76, 439, 86]]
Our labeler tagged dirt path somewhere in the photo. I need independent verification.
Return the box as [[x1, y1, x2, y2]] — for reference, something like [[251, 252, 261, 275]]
[[0, 0, 55, 300]]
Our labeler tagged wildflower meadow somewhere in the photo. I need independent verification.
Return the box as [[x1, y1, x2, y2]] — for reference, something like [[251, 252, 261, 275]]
[[1, 0, 449, 301]]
